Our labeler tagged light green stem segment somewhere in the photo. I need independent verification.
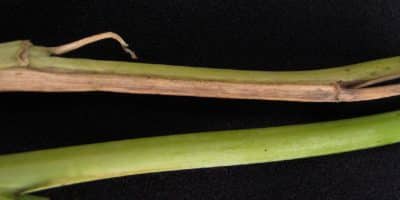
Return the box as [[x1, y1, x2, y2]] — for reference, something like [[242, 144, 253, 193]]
[[2, 40, 400, 85], [1, 110, 400, 199]]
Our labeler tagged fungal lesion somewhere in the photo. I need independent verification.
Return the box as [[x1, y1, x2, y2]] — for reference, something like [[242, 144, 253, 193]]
[[16, 41, 32, 67]]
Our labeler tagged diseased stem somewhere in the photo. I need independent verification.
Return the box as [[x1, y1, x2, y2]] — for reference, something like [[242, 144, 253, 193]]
[[2, 32, 400, 101], [1, 110, 400, 199]]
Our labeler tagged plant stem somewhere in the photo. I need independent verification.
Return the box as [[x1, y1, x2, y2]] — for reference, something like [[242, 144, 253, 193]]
[[1, 110, 400, 199], [2, 33, 400, 101]]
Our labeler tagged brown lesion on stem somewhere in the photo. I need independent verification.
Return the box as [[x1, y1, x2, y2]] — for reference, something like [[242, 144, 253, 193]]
[[1, 67, 400, 102], [0, 68, 336, 102], [16, 40, 32, 67]]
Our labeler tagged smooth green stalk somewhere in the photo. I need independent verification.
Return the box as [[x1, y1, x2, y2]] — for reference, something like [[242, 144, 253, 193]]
[[1, 110, 400, 199], [2, 40, 400, 85]]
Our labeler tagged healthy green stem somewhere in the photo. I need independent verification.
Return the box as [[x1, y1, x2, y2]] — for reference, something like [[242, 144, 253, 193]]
[[1, 110, 400, 199]]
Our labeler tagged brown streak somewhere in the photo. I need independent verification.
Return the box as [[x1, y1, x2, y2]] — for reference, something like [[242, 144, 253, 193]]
[[2, 68, 400, 102], [338, 85, 400, 101], [0, 68, 337, 102]]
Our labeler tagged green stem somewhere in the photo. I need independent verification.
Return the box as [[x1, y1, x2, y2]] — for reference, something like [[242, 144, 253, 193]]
[[1, 110, 400, 199]]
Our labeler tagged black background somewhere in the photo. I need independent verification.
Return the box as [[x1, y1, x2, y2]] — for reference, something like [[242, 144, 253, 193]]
[[1, 1, 400, 199]]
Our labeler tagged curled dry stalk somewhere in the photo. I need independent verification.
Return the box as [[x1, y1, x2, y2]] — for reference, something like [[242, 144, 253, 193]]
[[1, 32, 400, 101], [1, 110, 400, 199], [48, 32, 137, 59]]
